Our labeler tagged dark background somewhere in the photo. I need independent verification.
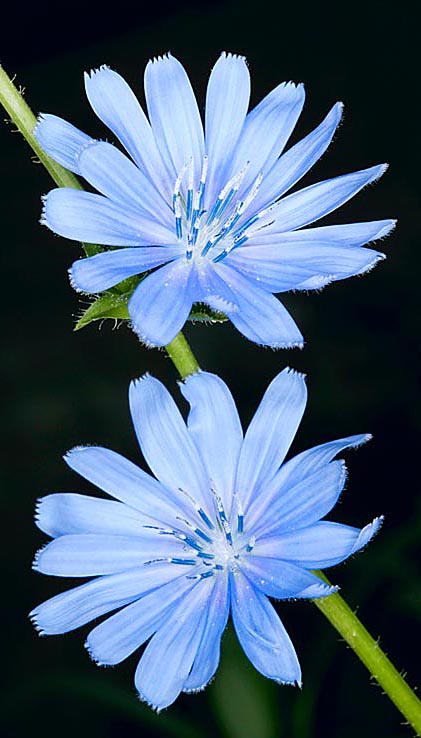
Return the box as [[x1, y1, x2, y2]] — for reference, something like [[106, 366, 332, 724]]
[[1, 1, 420, 737]]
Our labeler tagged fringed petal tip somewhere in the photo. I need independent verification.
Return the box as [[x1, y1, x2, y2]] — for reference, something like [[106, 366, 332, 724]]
[[28, 609, 46, 636], [275, 677, 302, 689], [264, 339, 305, 351], [136, 691, 165, 714], [129, 325, 163, 349], [351, 515, 384, 554], [32, 543, 50, 572], [283, 366, 307, 381], [84, 64, 111, 81], [129, 373, 152, 394], [219, 50, 247, 64], [84, 638, 110, 667]]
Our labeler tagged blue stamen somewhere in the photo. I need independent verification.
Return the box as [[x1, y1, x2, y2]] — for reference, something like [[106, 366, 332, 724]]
[[197, 551, 214, 560], [198, 508, 214, 530], [237, 514, 244, 534], [170, 558, 197, 566], [184, 536, 203, 552], [186, 189, 193, 221], [194, 528, 213, 544], [200, 570, 214, 579]]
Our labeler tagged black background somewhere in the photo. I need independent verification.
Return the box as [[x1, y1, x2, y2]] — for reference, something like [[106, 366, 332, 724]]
[[1, 1, 420, 737]]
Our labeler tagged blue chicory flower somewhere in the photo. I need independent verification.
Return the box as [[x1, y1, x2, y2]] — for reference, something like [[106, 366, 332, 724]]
[[31, 368, 381, 710], [36, 53, 395, 348]]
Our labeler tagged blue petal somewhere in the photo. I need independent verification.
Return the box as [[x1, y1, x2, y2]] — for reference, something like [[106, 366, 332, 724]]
[[30, 561, 178, 634], [180, 371, 243, 512], [64, 445, 186, 525], [129, 374, 211, 516], [135, 577, 215, 710], [241, 556, 336, 599], [84, 66, 171, 195], [34, 114, 93, 175], [33, 531, 182, 576], [256, 517, 383, 569], [256, 164, 388, 233], [250, 460, 347, 538], [70, 246, 183, 294], [251, 102, 343, 212], [235, 368, 307, 511], [230, 571, 301, 684], [144, 54, 205, 185], [275, 433, 372, 491], [246, 219, 396, 249], [204, 52, 251, 207], [225, 242, 385, 293], [43, 188, 174, 246], [77, 141, 172, 225], [86, 574, 195, 665], [228, 81, 305, 197], [128, 259, 196, 347], [36, 493, 146, 538], [183, 573, 229, 693], [211, 262, 304, 347]]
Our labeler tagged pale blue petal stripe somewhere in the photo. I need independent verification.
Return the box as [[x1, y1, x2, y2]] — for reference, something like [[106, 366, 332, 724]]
[[70, 246, 183, 294], [181, 371, 243, 512], [135, 578, 214, 710], [36, 493, 147, 538], [86, 574, 194, 665], [241, 556, 336, 599], [204, 52, 251, 207], [183, 573, 230, 692], [256, 163, 388, 233], [144, 54, 205, 185], [34, 114, 93, 174], [64, 445, 186, 524], [29, 562, 178, 634], [129, 374, 211, 514], [128, 260, 196, 347], [257, 517, 383, 569], [228, 81, 305, 197], [235, 367, 307, 511], [224, 243, 385, 292], [246, 219, 396, 249], [251, 460, 347, 538], [275, 433, 372, 491], [84, 66, 171, 195], [42, 188, 175, 246], [33, 532, 182, 576], [77, 141, 172, 224], [211, 262, 303, 348], [230, 571, 301, 685], [251, 102, 343, 212]]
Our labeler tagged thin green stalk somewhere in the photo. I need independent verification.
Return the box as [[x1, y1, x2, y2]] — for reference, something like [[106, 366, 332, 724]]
[[165, 332, 200, 378], [312, 578, 421, 735], [0, 65, 82, 190], [0, 65, 98, 256], [1, 63, 420, 736]]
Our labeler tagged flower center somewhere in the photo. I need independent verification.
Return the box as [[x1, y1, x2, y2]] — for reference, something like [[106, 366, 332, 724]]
[[172, 156, 267, 264], [144, 489, 255, 579]]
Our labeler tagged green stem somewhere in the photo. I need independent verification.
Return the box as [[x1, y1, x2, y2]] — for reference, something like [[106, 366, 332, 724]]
[[165, 335, 421, 735], [0, 65, 82, 190], [312, 575, 421, 735], [0, 65, 99, 256], [2, 61, 420, 737], [165, 332, 200, 378]]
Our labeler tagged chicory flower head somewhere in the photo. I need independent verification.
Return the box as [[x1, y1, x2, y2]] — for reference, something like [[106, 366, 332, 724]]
[[36, 53, 394, 348], [31, 368, 381, 710]]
